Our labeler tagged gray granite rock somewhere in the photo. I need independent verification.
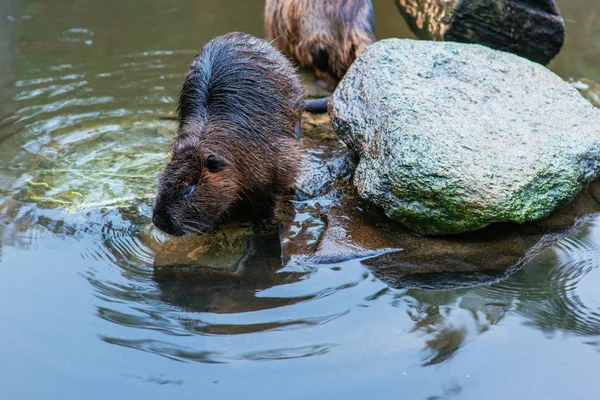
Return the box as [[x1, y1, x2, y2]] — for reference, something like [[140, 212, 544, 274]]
[[330, 39, 600, 235]]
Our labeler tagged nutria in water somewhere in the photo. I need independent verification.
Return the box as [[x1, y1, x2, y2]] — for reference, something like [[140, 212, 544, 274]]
[[152, 32, 304, 236], [265, 0, 375, 87]]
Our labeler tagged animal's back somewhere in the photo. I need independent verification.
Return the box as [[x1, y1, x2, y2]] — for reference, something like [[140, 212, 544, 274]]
[[177, 32, 305, 140]]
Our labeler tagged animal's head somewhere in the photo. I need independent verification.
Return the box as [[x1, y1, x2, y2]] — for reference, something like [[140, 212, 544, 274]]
[[152, 137, 240, 236], [294, 27, 374, 87], [265, 0, 375, 85]]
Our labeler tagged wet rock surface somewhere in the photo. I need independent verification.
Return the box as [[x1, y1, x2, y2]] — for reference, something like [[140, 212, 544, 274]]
[[330, 39, 600, 235], [281, 178, 600, 290]]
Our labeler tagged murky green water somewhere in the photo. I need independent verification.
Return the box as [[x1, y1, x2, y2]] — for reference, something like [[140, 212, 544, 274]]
[[1, 0, 600, 398]]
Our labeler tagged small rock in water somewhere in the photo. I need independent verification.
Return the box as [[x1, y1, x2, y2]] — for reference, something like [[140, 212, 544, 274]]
[[153, 222, 254, 273], [330, 39, 600, 235]]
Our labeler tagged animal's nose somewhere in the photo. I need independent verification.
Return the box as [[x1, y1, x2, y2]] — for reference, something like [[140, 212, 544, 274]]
[[152, 211, 177, 235]]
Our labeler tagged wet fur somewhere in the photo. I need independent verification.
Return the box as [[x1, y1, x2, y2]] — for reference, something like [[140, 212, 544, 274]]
[[153, 32, 304, 236], [265, 0, 375, 85]]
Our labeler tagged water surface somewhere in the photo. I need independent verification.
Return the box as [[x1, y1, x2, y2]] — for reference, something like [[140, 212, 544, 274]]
[[1, 0, 600, 399]]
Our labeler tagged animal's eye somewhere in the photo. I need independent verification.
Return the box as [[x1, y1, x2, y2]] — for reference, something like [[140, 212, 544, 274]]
[[205, 154, 226, 172], [182, 185, 195, 199]]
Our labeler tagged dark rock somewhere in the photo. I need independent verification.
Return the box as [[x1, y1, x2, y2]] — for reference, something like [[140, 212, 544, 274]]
[[395, 0, 565, 65]]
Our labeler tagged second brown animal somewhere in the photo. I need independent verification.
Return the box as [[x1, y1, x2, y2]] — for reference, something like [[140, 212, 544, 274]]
[[265, 0, 375, 88]]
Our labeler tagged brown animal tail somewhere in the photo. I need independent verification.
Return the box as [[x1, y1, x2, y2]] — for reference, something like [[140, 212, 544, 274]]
[[304, 97, 330, 113]]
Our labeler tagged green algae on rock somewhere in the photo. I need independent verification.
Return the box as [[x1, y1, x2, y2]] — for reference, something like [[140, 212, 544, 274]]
[[330, 39, 600, 235]]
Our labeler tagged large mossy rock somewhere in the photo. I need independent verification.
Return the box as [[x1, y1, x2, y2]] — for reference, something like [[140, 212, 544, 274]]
[[330, 39, 600, 235]]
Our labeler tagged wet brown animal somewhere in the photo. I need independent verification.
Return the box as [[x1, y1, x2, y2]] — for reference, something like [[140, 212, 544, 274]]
[[152, 32, 304, 236], [265, 0, 375, 87]]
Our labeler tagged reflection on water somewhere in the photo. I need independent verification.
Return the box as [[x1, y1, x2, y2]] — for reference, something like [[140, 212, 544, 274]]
[[478, 217, 600, 343], [79, 204, 371, 362], [1, 0, 600, 398]]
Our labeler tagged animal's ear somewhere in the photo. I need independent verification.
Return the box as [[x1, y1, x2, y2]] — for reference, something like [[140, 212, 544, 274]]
[[205, 154, 226, 172]]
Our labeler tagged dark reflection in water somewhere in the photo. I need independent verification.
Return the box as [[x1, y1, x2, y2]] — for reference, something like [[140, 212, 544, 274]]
[[478, 217, 600, 343], [393, 217, 600, 368], [153, 231, 308, 316], [392, 286, 508, 367], [67, 203, 355, 363]]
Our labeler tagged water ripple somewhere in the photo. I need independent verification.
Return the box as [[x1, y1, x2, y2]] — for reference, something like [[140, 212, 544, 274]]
[[4, 25, 600, 374], [475, 218, 600, 341]]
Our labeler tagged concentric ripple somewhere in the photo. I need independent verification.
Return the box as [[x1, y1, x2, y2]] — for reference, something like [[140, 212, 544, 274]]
[[475, 217, 600, 342], [3, 0, 600, 397], [83, 219, 382, 362], [0, 39, 395, 364], [3, 0, 600, 377]]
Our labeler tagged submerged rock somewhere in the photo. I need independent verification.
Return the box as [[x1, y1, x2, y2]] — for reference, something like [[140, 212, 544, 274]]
[[330, 39, 600, 235], [153, 222, 255, 273]]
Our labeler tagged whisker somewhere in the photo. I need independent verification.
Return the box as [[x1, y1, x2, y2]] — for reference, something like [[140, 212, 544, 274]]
[[181, 219, 216, 235]]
